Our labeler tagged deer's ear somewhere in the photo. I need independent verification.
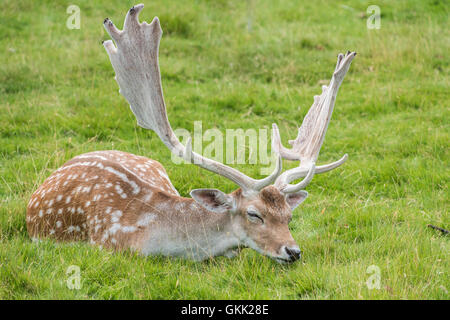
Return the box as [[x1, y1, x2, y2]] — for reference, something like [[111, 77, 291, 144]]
[[285, 190, 308, 210], [190, 189, 235, 214]]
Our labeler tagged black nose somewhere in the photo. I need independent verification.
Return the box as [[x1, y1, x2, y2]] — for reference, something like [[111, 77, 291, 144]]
[[284, 247, 302, 262]]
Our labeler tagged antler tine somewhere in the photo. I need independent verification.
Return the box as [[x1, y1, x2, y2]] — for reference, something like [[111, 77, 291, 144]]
[[103, 19, 122, 43], [272, 123, 349, 175], [274, 51, 356, 192], [275, 162, 316, 194], [124, 4, 145, 29], [182, 137, 283, 192], [272, 123, 299, 161], [253, 154, 282, 190], [103, 4, 282, 194]]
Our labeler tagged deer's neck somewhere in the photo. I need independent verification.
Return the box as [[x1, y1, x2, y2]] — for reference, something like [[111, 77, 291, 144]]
[[140, 193, 240, 260]]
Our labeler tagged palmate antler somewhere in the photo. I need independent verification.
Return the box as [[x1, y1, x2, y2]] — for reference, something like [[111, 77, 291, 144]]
[[102, 4, 281, 194], [103, 4, 355, 197], [273, 52, 356, 193]]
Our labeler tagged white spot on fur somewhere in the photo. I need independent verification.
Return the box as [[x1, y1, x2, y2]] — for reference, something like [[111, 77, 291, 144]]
[[114, 185, 127, 198], [137, 213, 157, 227], [111, 210, 122, 223], [143, 192, 153, 202], [104, 166, 140, 195], [121, 226, 137, 233], [101, 231, 109, 242], [109, 223, 121, 235]]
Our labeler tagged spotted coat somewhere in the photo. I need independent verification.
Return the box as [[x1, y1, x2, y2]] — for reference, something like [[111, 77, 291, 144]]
[[26, 150, 181, 250]]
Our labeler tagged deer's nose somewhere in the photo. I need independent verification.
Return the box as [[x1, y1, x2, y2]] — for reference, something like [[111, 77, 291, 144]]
[[284, 247, 302, 262]]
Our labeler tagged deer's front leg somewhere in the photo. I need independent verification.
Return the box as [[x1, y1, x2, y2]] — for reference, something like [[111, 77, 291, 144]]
[[222, 247, 243, 259]]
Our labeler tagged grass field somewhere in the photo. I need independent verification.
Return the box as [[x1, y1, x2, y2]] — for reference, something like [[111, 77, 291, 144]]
[[0, 0, 448, 299]]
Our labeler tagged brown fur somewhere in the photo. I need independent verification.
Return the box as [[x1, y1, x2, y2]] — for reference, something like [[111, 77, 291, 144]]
[[231, 186, 296, 256], [27, 150, 177, 250], [27, 151, 299, 260]]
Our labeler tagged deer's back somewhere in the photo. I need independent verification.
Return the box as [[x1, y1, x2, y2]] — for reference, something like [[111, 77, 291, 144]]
[[26, 150, 178, 248]]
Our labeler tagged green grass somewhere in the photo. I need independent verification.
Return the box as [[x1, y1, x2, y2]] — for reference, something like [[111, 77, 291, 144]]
[[0, 0, 448, 299]]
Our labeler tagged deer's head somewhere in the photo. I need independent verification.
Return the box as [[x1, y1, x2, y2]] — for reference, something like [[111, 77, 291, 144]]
[[190, 186, 308, 263], [103, 4, 355, 263]]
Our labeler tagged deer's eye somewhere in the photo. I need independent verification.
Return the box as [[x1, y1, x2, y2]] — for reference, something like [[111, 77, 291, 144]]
[[247, 209, 263, 224]]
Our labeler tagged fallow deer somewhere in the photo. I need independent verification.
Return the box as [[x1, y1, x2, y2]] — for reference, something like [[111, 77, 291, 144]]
[[26, 4, 356, 263]]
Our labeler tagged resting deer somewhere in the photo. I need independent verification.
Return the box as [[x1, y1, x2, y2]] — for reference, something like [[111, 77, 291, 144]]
[[26, 4, 356, 263]]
